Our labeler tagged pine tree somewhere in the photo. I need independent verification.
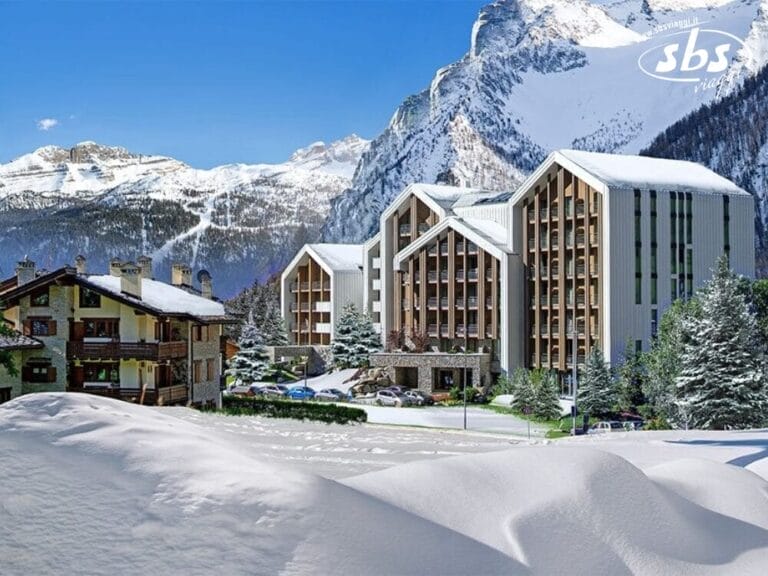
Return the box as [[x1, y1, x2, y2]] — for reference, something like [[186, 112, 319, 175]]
[[261, 304, 288, 346], [531, 369, 562, 420], [617, 339, 646, 411], [578, 346, 617, 416], [226, 313, 272, 384], [643, 298, 698, 420], [510, 368, 534, 413], [675, 257, 768, 429], [331, 304, 380, 369]]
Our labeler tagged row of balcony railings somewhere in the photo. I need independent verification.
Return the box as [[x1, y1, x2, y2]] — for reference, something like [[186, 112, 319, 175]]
[[528, 232, 599, 251], [405, 268, 495, 284], [289, 281, 330, 291], [529, 262, 597, 278], [531, 293, 592, 307], [290, 302, 332, 312], [399, 222, 432, 236], [532, 354, 587, 365], [423, 242, 480, 256], [66, 340, 188, 361], [528, 202, 590, 222]]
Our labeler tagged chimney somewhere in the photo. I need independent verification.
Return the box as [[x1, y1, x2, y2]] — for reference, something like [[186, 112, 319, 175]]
[[75, 255, 87, 275], [120, 262, 142, 299], [16, 258, 36, 286], [198, 269, 213, 299], [137, 255, 153, 279], [109, 258, 124, 277], [171, 263, 192, 287]]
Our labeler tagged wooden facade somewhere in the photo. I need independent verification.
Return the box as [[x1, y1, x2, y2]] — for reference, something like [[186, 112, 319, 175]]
[[395, 228, 501, 351], [289, 255, 332, 345], [522, 166, 603, 373]]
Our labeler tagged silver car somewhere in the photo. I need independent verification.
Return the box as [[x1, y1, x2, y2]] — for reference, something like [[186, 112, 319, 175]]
[[375, 389, 412, 407]]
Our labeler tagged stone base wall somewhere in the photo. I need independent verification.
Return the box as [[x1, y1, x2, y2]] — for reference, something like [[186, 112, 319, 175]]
[[370, 352, 494, 394]]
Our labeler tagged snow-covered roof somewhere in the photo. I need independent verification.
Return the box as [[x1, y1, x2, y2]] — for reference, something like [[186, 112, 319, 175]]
[[307, 244, 364, 272], [0, 329, 43, 351], [394, 216, 511, 266], [558, 149, 749, 195], [83, 275, 227, 320]]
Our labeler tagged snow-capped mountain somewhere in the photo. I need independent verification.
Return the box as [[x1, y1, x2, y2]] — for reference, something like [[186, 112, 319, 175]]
[[0, 137, 369, 295], [323, 0, 768, 242]]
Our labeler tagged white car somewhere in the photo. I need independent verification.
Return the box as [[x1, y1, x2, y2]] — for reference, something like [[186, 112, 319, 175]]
[[375, 389, 412, 407], [588, 421, 626, 434]]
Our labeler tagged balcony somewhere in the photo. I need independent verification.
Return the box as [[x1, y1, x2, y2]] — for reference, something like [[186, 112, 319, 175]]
[[428, 270, 439, 283], [314, 301, 331, 313], [372, 278, 381, 291], [428, 324, 438, 337], [456, 244, 465, 256], [467, 269, 479, 281], [467, 296, 478, 309], [440, 270, 449, 282], [528, 238, 536, 251], [428, 245, 438, 256], [468, 324, 478, 337], [576, 234, 586, 247], [455, 299, 465, 310], [540, 208, 549, 221], [440, 244, 449, 256], [372, 257, 381, 269], [313, 323, 332, 334], [467, 243, 478, 255], [399, 224, 411, 237], [455, 324, 466, 337], [291, 302, 311, 312], [440, 297, 449, 308], [66, 340, 187, 361], [456, 269, 465, 281], [428, 297, 438, 309], [440, 325, 450, 337], [576, 202, 585, 217], [417, 222, 430, 234], [311, 280, 330, 290]]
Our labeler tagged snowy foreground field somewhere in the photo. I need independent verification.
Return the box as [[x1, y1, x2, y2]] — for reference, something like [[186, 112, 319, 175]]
[[2, 394, 768, 575]]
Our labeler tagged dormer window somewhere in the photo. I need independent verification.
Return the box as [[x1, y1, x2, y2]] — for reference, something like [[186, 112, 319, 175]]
[[79, 287, 101, 308], [30, 287, 50, 307]]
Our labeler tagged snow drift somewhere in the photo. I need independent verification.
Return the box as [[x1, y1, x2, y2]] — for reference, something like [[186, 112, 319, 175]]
[[2, 394, 768, 575]]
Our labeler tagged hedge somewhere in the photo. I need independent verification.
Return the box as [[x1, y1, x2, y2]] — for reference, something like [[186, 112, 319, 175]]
[[209, 395, 368, 425]]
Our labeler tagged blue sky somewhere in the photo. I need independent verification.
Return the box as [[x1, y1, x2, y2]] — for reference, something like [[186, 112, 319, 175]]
[[0, 1, 487, 167]]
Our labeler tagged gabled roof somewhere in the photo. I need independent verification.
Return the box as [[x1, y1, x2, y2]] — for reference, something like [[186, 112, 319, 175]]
[[0, 267, 232, 324], [82, 275, 227, 321], [307, 244, 364, 272], [393, 216, 511, 267], [510, 150, 749, 206], [282, 243, 364, 283], [381, 183, 509, 223]]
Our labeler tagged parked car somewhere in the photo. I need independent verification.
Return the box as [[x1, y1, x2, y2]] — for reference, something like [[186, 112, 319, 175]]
[[286, 386, 316, 400], [588, 421, 627, 434], [315, 388, 346, 402], [404, 390, 434, 406], [375, 389, 412, 407], [260, 384, 288, 398], [227, 384, 263, 397]]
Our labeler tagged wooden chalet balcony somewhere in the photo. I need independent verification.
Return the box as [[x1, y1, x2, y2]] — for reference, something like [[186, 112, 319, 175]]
[[67, 384, 188, 406], [67, 340, 188, 361]]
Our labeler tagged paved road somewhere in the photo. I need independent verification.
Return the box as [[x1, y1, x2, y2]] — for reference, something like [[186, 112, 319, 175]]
[[355, 404, 548, 437]]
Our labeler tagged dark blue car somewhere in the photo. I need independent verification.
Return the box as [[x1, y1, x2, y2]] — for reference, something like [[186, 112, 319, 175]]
[[287, 385, 316, 400]]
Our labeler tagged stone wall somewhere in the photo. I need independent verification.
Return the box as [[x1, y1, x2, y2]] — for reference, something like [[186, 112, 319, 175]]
[[370, 352, 493, 393], [192, 328, 222, 406]]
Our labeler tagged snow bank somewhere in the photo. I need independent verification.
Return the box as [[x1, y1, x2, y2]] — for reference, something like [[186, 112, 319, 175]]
[[346, 446, 768, 575], [2, 394, 768, 575], [0, 394, 516, 575]]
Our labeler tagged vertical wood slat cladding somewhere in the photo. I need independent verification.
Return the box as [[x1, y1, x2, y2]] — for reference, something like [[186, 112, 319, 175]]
[[291, 255, 331, 345], [393, 227, 500, 348], [526, 165, 602, 374]]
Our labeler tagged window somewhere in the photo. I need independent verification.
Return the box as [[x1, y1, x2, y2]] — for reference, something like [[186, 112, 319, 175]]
[[635, 277, 642, 305], [651, 309, 658, 338], [79, 287, 101, 308], [207, 358, 215, 381], [651, 278, 658, 305], [635, 340, 643, 353], [84, 319, 120, 339], [83, 363, 119, 384], [193, 360, 203, 384], [27, 317, 55, 337], [192, 325, 208, 342], [635, 190, 642, 305], [671, 278, 677, 300], [23, 362, 55, 383], [30, 287, 49, 307]]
